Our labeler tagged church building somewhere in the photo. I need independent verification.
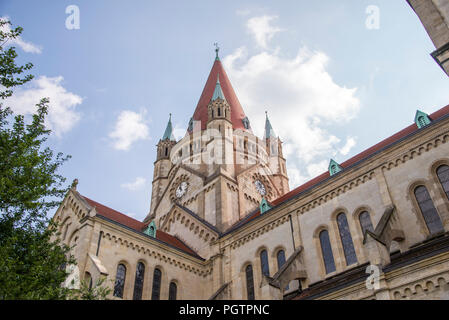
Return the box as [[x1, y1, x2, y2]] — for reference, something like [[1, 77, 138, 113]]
[[52, 45, 449, 300]]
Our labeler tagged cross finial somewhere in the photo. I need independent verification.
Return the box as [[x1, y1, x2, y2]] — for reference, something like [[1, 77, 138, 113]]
[[214, 42, 220, 60]]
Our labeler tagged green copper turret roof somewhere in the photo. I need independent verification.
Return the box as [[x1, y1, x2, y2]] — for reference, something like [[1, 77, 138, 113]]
[[211, 74, 226, 101], [264, 111, 277, 139], [162, 114, 176, 141]]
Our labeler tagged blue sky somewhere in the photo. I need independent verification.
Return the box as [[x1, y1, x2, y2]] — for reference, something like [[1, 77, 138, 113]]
[[1, 0, 448, 221]]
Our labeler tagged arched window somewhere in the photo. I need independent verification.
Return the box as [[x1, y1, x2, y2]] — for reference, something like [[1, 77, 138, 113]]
[[359, 211, 374, 235], [437, 165, 449, 200], [169, 282, 177, 300], [165, 147, 168, 157], [245, 265, 255, 300], [277, 250, 289, 290], [414, 186, 444, 235], [133, 262, 145, 300], [113, 264, 126, 298], [218, 107, 221, 117], [337, 213, 358, 266], [259, 250, 270, 277], [151, 268, 162, 300], [319, 230, 336, 274]]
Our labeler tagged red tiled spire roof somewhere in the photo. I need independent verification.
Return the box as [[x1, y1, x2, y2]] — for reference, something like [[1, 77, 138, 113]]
[[225, 104, 449, 233], [81, 195, 202, 259], [190, 58, 249, 132]]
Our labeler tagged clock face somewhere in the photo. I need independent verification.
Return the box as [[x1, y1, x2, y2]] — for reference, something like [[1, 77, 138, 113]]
[[175, 181, 188, 199], [254, 180, 266, 196]]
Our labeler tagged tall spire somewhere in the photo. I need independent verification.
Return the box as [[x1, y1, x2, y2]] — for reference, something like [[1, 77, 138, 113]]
[[189, 50, 249, 132], [211, 74, 226, 101], [162, 113, 176, 141], [264, 111, 277, 139]]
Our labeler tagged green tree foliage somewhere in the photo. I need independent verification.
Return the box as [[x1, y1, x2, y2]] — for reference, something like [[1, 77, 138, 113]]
[[0, 19, 34, 100], [0, 18, 76, 300], [69, 277, 112, 300]]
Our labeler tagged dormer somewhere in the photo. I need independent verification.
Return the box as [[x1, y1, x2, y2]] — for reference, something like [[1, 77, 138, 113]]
[[329, 159, 343, 176], [415, 110, 432, 129]]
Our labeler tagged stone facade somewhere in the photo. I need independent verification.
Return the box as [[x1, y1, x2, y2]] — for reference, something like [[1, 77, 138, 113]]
[[52, 51, 449, 300], [408, 0, 449, 76]]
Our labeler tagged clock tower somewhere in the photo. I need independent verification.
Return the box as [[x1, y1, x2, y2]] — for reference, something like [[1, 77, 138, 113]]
[[145, 49, 289, 233]]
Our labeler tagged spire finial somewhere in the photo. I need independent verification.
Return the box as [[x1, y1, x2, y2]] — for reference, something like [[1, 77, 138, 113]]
[[214, 42, 220, 60], [169, 113, 172, 121], [71, 178, 79, 190]]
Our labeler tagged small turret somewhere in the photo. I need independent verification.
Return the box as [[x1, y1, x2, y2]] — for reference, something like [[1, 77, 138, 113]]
[[264, 111, 289, 195], [149, 114, 178, 220], [208, 74, 231, 124], [157, 114, 177, 161]]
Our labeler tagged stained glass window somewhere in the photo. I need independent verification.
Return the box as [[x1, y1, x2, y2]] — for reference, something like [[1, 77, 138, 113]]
[[246, 265, 255, 300], [132, 262, 145, 300], [337, 213, 358, 266], [113, 264, 126, 298], [437, 165, 449, 200], [359, 211, 374, 235], [414, 186, 444, 235], [319, 230, 336, 274], [151, 268, 162, 300], [169, 282, 177, 300], [260, 250, 270, 277]]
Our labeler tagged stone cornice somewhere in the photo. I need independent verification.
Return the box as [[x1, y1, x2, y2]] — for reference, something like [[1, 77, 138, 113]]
[[94, 215, 213, 277]]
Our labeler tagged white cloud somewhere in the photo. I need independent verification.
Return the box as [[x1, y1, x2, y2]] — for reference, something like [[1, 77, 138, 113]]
[[286, 166, 307, 189], [247, 15, 283, 49], [223, 15, 361, 188], [109, 110, 150, 151], [339, 137, 357, 156], [121, 177, 146, 191], [7, 76, 83, 136], [1, 17, 42, 54], [306, 160, 329, 178]]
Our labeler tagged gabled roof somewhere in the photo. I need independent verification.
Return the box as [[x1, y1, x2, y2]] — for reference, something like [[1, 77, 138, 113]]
[[189, 58, 249, 132], [223, 103, 449, 235], [81, 195, 202, 259]]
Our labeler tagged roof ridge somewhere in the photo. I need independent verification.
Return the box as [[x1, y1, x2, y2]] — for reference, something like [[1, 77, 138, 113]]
[[222, 103, 449, 235]]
